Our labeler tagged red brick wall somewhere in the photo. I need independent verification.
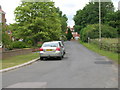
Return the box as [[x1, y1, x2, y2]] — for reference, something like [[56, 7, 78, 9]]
[[2, 48, 33, 59]]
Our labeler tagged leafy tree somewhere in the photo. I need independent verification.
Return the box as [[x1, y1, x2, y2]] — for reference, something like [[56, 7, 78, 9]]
[[105, 10, 120, 37], [66, 28, 73, 40], [11, 2, 63, 45], [80, 24, 118, 42], [55, 7, 68, 39], [73, 1, 114, 33], [2, 25, 12, 49]]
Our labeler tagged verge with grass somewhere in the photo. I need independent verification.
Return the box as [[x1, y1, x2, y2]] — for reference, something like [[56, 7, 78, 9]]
[[80, 41, 119, 64], [0, 52, 39, 70]]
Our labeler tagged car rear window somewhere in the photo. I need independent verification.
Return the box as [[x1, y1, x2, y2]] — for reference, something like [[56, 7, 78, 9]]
[[42, 43, 58, 47]]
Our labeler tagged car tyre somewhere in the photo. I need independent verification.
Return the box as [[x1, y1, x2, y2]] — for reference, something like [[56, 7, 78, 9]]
[[62, 55, 64, 58], [40, 57, 43, 60], [64, 51, 66, 55], [59, 56, 62, 60]]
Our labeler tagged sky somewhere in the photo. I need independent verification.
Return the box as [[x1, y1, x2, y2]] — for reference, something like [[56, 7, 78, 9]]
[[0, 0, 119, 27]]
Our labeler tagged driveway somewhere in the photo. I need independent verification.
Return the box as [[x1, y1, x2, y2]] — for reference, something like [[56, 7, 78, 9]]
[[2, 41, 118, 88]]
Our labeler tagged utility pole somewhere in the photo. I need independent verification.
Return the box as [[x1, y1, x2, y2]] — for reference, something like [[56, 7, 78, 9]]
[[99, 0, 101, 42]]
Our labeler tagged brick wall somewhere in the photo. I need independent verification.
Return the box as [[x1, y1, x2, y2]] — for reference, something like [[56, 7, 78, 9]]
[[2, 48, 33, 59]]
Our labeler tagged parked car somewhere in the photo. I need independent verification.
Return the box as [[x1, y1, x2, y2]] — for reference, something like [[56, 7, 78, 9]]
[[39, 41, 64, 60], [51, 41, 66, 55]]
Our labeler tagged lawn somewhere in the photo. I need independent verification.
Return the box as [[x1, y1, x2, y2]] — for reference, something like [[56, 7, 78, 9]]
[[0, 52, 39, 70], [80, 41, 119, 64]]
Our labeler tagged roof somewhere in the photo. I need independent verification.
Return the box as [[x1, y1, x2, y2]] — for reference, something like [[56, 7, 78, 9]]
[[0, 5, 5, 14]]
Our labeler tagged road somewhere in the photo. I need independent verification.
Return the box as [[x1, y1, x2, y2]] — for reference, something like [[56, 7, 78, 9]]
[[2, 41, 118, 88]]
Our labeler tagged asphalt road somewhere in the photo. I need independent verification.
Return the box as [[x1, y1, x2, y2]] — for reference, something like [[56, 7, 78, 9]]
[[2, 41, 118, 88]]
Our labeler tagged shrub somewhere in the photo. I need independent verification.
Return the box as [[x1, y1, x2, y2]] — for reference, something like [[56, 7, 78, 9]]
[[7, 44, 13, 50], [37, 44, 42, 47], [12, 41, 27, 48], [80, 24, 118, 42], [2, 33, 12, 48], [27, 40, 33, 46]]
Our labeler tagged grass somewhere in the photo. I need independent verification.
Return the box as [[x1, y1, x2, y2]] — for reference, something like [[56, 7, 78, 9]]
[[0, 52, 39, 70], [80, 41, 119, 64]]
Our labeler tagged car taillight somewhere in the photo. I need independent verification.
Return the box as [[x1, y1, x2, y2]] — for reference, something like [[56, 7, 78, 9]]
[[56, 47, 60, 51], [40, 48, 43, 51]]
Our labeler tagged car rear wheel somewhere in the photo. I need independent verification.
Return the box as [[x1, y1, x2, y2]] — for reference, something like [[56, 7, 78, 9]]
[[40, 57, 43, 60], [58, 56, 62, 60], [64, 51, 66, 55], [62, 55, 64, 58]]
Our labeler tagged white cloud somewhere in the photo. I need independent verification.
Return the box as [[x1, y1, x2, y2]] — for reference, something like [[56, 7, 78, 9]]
[[53, 0, 89, 27], [54, 0, 119, 27], [0, 0, 119, 27], [0, 0, 21, 24]]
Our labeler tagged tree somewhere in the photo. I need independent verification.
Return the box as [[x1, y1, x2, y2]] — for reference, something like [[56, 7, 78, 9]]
[[66, 28, 73, 40], [55, 7, 68, 40], [80, 24, 118, 42], [73, 1, 114, 33], [11, 2, 63, 45], [2, 25, 12, 49], [105, 10, 120, 37]]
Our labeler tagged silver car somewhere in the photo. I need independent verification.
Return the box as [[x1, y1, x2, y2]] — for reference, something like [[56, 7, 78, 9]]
[[51, 41, 66, 55], [40, 41, 64, 60]]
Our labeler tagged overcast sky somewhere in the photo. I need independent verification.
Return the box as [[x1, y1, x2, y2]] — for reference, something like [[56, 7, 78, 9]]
[[0, 0, 119, 27]]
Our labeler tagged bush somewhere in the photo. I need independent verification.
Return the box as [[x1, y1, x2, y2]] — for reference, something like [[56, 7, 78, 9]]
[[7, 44, 13, 50], [27, 40, 33, 46], [37, 44, 42, 47], [80, 24, 118, 42], [12, 41, 27, 48], [2, 33, 12, 48]]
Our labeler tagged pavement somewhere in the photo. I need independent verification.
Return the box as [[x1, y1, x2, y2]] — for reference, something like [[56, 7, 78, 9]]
[[2, 41, 118, 88]]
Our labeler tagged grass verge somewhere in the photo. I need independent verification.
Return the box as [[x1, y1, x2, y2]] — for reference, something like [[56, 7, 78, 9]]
[[80, 41, 119, 64], [0, 52, 39, 70]]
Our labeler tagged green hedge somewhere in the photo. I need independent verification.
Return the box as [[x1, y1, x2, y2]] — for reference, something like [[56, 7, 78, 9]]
[[12, 41, 27, 48], [90, 39, 119, 53], [80, 24, 118, 42]]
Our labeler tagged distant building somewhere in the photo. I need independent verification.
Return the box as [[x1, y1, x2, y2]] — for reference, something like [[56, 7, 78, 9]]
[[0, 5, 13, 40], [0, 5, 6, 25], [66, 27, 80, 40]]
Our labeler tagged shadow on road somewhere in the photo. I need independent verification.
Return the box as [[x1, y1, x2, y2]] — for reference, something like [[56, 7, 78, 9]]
[[38, 56, 69, 61]]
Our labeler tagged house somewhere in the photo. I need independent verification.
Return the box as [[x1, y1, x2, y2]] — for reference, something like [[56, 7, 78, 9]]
[[66, 26, 80, 40], [0, 5, 13, 40], [0, 5, 6, 25]]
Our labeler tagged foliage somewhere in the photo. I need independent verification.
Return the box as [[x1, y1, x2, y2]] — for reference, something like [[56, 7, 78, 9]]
[[56, 7, 68, 33], [90, 38, 119, 53], [105, 10, 120, 37], [73, 1, 114, 33], [66, 28, 73, 40], [80, 24, 118, 42], [9, 2, 67, 45], [37, 43, 42, 47], [2, 25, 13, 49], [12, 41, 27, 48]]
